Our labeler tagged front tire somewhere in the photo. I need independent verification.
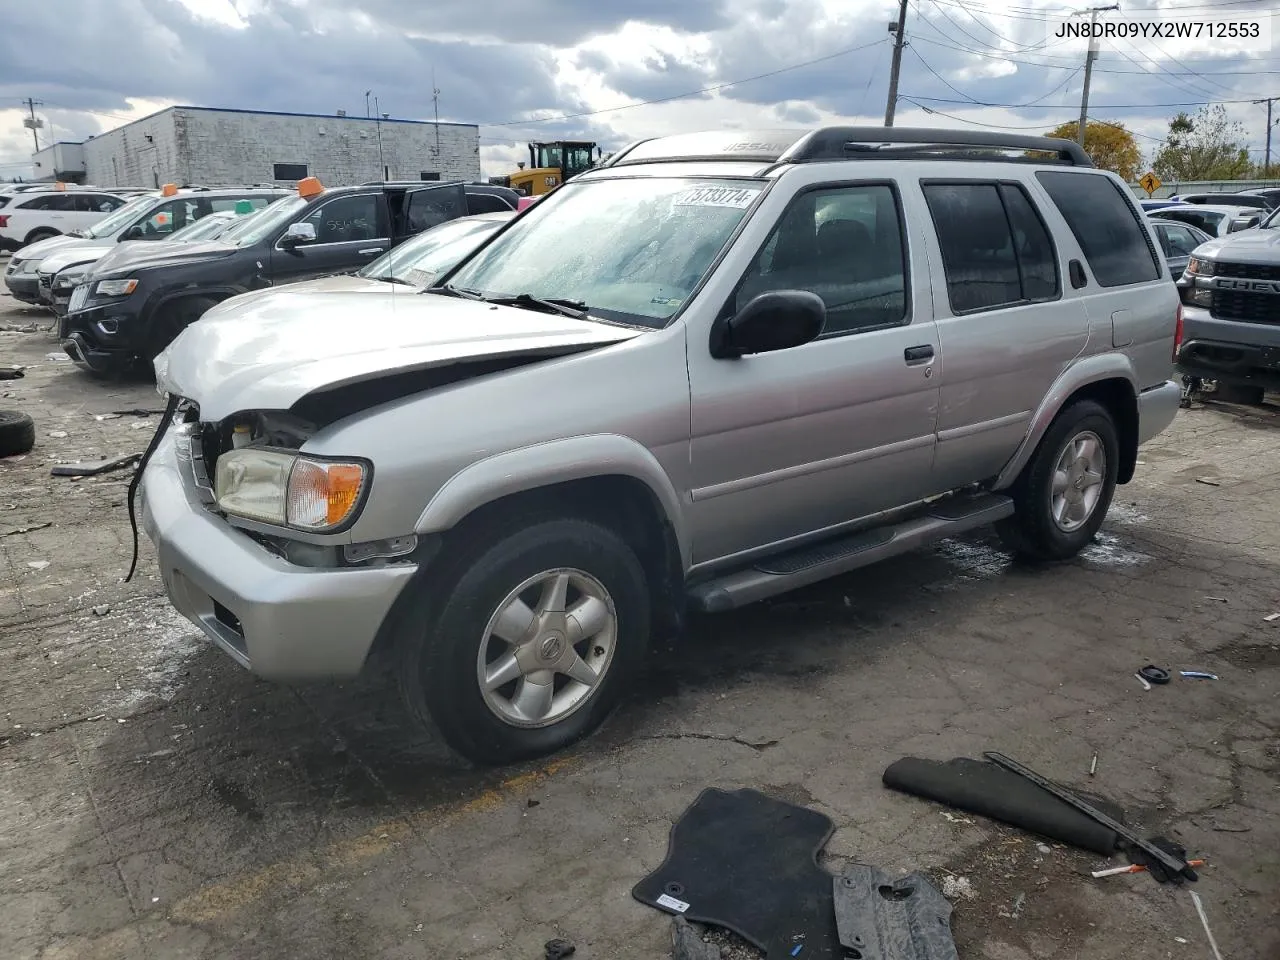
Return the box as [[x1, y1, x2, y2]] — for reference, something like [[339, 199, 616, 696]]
[[997, 399, 1119, 562], [1216, 382, 1266, 406], [397, 518, 651, 765], [148, 296, 217, 360]]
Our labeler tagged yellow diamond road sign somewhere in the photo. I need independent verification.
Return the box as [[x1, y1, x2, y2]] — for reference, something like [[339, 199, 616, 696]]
[[1139, 171, 1161, 196]]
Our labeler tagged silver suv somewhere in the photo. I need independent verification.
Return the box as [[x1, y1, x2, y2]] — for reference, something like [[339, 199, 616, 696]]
[[139, 128, 1182, 764]]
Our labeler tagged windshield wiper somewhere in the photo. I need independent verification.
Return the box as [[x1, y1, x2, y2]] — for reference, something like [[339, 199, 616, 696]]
[[483, 293, 590, 319], [67, 229, 88, 239], [434, 283, 485, 300], [376, 275, 414, 286]]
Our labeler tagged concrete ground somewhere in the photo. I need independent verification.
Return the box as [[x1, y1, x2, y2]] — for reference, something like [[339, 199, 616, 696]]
[[1, 277, 1277, 960]]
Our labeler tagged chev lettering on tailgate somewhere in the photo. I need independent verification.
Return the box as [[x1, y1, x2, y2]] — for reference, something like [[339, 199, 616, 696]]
[[1216, 278, 1280, 295]]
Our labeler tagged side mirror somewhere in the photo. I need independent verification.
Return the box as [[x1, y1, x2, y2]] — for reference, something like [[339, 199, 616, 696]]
[[280, 221, 317, 248], [711, 290, 825, 359]]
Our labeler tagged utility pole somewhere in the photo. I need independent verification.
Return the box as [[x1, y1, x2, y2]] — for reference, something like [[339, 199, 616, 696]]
[[1076, 4, 1119, 147], [1253, 96, 1279, 176], [884, 0, 909, 127], [432, 69, 441, 158], [364, 90, 372, 118], [374, 95, 386, 180], [22, 97, 44, 152]]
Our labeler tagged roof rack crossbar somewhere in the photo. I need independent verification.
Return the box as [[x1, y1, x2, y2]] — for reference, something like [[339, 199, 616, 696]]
[[779, 127, 1092, 167]]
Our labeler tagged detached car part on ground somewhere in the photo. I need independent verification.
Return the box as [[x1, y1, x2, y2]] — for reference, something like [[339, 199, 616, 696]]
[[61, 177, 519, 376], [1175, 204, 1280, 404], [138, 127, 1184, 765]]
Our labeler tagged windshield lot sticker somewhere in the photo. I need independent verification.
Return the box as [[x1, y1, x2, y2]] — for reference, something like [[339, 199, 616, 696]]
[[674, 186, 759, 209]]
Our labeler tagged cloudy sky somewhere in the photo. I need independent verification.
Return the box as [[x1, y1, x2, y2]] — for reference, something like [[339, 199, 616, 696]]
[[1, 0, 1276, 182]]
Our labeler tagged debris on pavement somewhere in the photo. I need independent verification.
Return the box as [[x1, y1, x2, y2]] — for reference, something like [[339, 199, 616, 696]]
[[1136, 673, 1152, 690], [0, 367, 25, 380], [835, 864, 960, 958], [1191, 891, 1225, 960], [1180, 671, 1219, 680], [26, 560, 49, 570], [0, 521, 50, 537], [1139, 665, 1171, 685], [1194, 477, 1221, 487], [1203, 596, 1228, 603], [1089, 753, 1098, 777], [940, 875, 977, 902], [1092, 859, 1206, 879], [670, 918, 720, 960], [985, 752, 1200, 884], [1264, 612, 1280, 623], [51, 453, 142, 477], [47, 430, 67, 438], [544, 938, 576, 960], [111, 408, 167, 417], [93, 412, 122, 421], [92, 604, 111, 616]]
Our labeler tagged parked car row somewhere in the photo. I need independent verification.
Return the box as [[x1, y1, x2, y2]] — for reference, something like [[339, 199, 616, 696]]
[[5, 184, 290, 304], [59, 176, 520, 375]]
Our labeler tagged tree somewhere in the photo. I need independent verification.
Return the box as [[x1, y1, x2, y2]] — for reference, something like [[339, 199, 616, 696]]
[[1152, 105, 1252, 181], [1045, 121, 1141, 181]]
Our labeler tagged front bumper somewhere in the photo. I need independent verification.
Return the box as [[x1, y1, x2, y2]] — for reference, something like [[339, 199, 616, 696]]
[[1177, 304, 1280, 390], [140, 430, 418, 680], [3, 271, 41, 304], [61, 299, 142, 373]]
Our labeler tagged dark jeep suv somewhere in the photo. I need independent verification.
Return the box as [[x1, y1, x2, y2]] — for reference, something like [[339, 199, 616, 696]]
[[62, 179, 519, 375]]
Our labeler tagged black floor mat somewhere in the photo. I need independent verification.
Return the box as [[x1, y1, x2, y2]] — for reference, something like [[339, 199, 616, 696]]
[[632, 787, 842, 959], [882, 757, 1124, 855]]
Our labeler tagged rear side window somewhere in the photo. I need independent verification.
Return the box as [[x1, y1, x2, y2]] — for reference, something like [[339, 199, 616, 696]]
[[20, 194, 75, 211], [923, 182, 1059, 314], [1036, 171, 1159, 287], [466, 193, 515, 215]]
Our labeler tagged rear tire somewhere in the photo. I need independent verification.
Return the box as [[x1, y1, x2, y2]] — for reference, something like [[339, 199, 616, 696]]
[[997, 400, 1119, 562], [396, 518, 651, 765], [1216, 382, 1266, 406]]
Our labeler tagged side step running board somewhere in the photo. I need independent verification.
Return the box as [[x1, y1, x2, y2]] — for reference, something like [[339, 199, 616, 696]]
[[688, 493, 1014, 613]]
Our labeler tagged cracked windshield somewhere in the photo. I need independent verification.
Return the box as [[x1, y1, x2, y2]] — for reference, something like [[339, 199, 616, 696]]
[[445, 178, 764, 326]]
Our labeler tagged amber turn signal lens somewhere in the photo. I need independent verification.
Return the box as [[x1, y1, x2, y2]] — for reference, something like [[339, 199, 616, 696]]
[[286, 459, 366, 529]]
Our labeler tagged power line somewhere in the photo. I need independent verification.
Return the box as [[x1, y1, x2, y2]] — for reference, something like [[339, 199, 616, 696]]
[[476, 37, 890, 128], [910, 46, 1081, 107], [904, 93, 1266, 107]]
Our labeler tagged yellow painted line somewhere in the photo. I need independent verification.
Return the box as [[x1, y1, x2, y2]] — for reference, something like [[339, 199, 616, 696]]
[[170, 757, 575, 924]]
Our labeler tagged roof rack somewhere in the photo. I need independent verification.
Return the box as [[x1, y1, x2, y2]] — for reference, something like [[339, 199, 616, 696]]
[[602, 127, 1093, 170]]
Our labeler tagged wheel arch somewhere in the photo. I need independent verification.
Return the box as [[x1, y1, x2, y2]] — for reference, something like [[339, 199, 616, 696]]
[[365, 439, 689, 669], [995, 356, 1140, 490], [23, 226, 60, 244]]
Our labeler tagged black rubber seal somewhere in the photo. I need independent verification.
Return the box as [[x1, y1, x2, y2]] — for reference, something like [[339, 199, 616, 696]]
[[1139, 665, 1172, 685]]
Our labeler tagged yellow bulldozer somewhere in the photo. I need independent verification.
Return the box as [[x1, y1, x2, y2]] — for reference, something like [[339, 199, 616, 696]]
[[489, 141, 603, 197]]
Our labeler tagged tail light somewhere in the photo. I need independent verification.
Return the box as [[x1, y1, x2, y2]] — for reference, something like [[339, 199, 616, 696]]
[[1173, 303, 1184, 361], [0, 215, 8, 228]]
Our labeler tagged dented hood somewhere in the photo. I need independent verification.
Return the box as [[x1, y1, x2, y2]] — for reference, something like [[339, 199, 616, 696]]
[[155, 286, 646, 421]]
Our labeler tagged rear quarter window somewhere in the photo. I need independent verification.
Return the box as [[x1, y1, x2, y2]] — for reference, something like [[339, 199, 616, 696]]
[[1036, 171, 1160, 287]]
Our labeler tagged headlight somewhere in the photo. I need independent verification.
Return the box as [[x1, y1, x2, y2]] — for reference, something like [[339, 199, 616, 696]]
[[95, 278, 138, 297], [1185, 257, 1215, 277], [19, 259, 41, 274], [215, 449, 368, 531], [55, 272, 84, 290]]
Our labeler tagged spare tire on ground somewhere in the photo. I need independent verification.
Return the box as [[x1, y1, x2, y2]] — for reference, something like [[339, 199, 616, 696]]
[[0, 410, 36, 457]]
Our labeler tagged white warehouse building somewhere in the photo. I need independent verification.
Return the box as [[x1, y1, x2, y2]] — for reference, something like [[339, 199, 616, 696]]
[[32, 105, 481, 188]]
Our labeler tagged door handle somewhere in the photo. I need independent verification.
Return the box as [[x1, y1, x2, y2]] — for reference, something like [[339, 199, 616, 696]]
[[358, 247, 385, 256], [904, 344, 934, 365]]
